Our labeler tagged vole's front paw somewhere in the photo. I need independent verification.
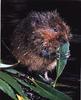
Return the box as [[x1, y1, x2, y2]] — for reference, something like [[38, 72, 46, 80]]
[[39, 71, 53, 83]]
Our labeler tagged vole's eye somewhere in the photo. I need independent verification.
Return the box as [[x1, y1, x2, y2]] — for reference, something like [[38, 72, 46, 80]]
[[35, 19, 40, 24], [53, 28, 58, 32]]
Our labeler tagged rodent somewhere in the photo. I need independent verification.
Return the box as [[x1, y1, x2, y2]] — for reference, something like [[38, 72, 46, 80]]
[[10, 10, 71, 77]]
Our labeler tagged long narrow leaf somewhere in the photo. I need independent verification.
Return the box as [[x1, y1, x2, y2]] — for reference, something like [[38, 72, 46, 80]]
[[56, 42, 70, 77], [0, 79, 17, 100], [36, 80, 72, 100], [16, 78, 55, 100], [54, 42, 70, 86], [16, 78, 72, 100], [5, 69, 25, 77], [0, 71, 27, 98]]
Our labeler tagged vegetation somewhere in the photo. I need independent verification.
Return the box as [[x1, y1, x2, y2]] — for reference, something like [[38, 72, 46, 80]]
[[0, 42, 72, 100]]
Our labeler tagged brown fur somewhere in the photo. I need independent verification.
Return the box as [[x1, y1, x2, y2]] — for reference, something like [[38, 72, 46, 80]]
[[10, 10, 71, 72]]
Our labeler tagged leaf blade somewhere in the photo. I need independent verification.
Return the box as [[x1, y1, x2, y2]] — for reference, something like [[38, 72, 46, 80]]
[[36, 80, 72, 100], [16, 78, 72, 100], [0, 72, 25, 97], [0, 79, 17, 100], [54, 42, 70, 86]]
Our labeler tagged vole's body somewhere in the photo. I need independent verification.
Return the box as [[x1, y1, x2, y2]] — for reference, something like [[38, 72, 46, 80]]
[[10, 11, 71, 73]]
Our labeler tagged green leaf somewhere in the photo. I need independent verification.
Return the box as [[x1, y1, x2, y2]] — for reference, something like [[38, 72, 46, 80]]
[[0, 79, 17, 100], [16, 78, 55, 100], [36, 80, 72, 100], [16, 78, 72, 100], [5, 68, 25, 77], [56, 42, 70, 77], [53, 42, 70, 86], [56, 59, 67, 78], [60, 42, 70, 56], [0, 72, 26, 97]]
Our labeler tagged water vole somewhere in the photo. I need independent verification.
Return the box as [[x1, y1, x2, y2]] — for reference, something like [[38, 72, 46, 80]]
[[10, 10, 71, 80]]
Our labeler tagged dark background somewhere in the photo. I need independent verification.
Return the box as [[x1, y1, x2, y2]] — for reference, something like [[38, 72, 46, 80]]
[[1, 0, 81, 100]]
